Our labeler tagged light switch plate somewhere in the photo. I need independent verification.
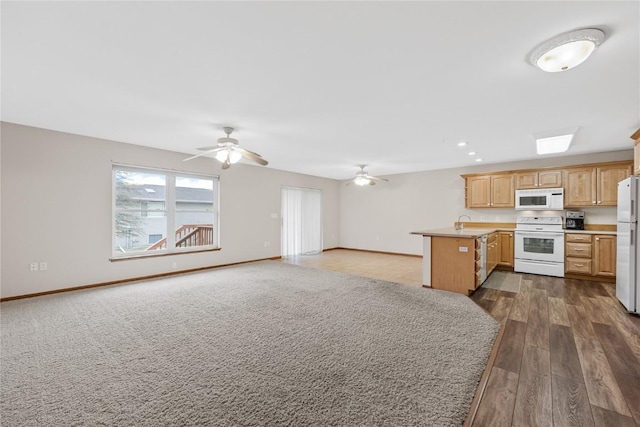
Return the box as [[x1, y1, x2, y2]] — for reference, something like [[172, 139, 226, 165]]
[[459, 247, 469, 252]]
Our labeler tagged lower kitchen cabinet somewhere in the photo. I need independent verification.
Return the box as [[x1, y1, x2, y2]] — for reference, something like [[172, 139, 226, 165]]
[[430, 236, 478, 294], [565, 233, 616, 281], [594, 235, 616, 277], [487, 232, 498, 274], [497, 231, 514, 268]]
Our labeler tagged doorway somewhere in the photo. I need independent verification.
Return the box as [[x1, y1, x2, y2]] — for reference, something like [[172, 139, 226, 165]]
[[281, 186, 322, 257]]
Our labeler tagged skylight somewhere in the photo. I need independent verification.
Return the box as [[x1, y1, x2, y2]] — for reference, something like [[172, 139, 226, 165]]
[[536, 134, 574, 155]]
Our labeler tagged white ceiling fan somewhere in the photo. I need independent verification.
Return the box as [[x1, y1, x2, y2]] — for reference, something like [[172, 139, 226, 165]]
[[350, 165, 388, 186], [183, 127, 269, 169]]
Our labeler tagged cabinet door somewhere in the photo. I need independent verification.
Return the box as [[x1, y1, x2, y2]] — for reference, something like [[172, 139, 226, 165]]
[[487, 242, 498, 274], [594, 235, 616, 277], [491, 175, 514, 207], [497, 231, 514, 267], [538, 170, 563, 188], [597, 164, 632, 206], [466, 176, 491, 208], [564, 168, 596, 207], [515, 172, 538, 189], [635, 137, 640, 175]]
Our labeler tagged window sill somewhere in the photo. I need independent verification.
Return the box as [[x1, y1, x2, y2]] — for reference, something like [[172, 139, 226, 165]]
[[110, 247, 221, 262]]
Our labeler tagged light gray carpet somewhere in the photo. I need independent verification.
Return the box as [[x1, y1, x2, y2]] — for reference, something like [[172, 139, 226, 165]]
[[1, 261, 499, 426], [481, 271, 522, 293]]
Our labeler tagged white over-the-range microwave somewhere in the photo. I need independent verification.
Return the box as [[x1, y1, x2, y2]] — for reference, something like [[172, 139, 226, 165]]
[[515, 188, 564, 210]]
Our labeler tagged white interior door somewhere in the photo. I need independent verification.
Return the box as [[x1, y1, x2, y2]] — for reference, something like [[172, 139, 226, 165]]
[[281, 186, 322, 257]]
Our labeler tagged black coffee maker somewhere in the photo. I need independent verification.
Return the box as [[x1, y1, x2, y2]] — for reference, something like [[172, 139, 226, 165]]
[[565, 211, 585, 230]]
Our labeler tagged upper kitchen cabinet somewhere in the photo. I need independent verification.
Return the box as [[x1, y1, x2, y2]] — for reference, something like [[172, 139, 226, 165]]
[[564, 161, 632, 207], [564, 168, 596, 206], [465, 174, 514, 208], [515, 170, 563, 189], [632, 128, 640, 175]]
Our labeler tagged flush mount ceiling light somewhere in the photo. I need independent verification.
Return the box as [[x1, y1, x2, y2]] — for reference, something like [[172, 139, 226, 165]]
[[529, 28, 605, 72]]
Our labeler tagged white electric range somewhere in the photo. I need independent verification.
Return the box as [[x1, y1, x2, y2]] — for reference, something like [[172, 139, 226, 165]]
[[514, 216, 565, 277]]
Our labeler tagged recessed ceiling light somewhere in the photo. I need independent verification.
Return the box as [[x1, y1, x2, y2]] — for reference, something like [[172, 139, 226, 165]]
[[475, 158, 483, 162], [529, 28, 604, 72], [457, 141, 467, 147], [468, 151, 476, 156]]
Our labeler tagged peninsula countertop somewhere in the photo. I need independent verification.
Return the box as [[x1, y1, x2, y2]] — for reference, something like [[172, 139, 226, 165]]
[[410, 227, 502, 239]]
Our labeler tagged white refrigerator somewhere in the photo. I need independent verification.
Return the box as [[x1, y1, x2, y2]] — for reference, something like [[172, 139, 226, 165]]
[[616, 176, 640, 314]]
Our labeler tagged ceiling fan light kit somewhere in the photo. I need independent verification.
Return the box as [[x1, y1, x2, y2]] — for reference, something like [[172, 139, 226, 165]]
[[183, 126, 268, 169], [529, 28, 605, 72], [214, 148, 242, 164], [352, 165, 388, 186], [354, 176, 372, 186]]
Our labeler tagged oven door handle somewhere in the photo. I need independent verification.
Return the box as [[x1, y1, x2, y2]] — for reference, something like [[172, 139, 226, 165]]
[[516, 232, 564, 239], [518, 259, 561, 266]]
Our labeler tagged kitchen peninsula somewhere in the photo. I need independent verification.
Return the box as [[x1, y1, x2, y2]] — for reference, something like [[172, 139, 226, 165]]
[[411, 227, 504, 295]]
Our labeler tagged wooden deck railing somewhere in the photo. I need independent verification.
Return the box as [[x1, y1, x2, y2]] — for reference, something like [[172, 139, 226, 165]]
[[146, 224, 214, 250]]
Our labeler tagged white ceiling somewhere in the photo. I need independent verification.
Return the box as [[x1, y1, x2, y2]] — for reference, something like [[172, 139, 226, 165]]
[[2, 1, 638, 180]]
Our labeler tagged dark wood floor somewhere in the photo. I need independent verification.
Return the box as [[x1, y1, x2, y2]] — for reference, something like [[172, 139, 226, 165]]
[[471, 274, 640, 427]]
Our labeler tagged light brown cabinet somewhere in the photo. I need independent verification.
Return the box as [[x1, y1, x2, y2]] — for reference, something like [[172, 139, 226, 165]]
[[465, 175, 514, 208], [632, 129, 640, 175], [515, 170, 562, 189], [487, 233, 498, 274], [431, 236, 478, 295], [564, 163, 632, 207], [463, 160, 632, 209], [594, 235, 616, 277], [564, 168, 596, 207], [497, 231, 514, 268], [565, 233, 616, 280]]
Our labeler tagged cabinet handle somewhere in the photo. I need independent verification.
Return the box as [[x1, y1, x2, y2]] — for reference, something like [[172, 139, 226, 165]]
[[596, 237, 600, 241], [592, 201, 596, 204], [575, 249, 584, 251], [575, 237, 584, 240], [575, 264, 584, 267], [597, 201, 601, 204]]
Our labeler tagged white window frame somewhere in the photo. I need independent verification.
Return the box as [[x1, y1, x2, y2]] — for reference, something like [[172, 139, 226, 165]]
[[111, 164, 220, 260]]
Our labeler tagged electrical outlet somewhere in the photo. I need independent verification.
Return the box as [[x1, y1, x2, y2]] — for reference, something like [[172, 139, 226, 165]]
[[30, 262, 38, 272], [264, 241, 270, 247], [172, 262, 177, 269], [480, 216, 485, 221], [39, 262, 48, 271]]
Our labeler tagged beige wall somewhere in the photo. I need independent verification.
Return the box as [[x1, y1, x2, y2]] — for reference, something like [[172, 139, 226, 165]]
[[338, 150, 633, 256], [0, 123, 340, 298]]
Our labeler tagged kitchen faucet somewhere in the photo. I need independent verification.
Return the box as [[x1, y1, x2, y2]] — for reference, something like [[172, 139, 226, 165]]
[[456, 215, 471, 231]]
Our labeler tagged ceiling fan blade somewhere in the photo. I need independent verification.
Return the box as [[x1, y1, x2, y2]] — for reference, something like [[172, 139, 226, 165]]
[[367, 175, 389, 182], [237, 147, 269, 166], [183, 147, 224, 162]]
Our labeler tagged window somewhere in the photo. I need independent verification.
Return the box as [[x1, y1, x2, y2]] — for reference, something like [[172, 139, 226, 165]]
[[148, 234, 163, 244], [113, 165, 219, 259]]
